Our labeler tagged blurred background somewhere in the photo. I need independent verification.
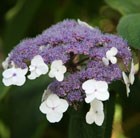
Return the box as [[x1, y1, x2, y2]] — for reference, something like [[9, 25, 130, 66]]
[[0, 0, 140, 138]]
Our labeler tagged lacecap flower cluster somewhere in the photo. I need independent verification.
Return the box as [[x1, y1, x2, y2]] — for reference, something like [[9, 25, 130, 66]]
[[2, 19, 136, 125]]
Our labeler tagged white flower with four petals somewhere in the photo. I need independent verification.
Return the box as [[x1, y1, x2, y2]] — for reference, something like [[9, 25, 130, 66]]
[[86, 99, 104, 126], [82, 79, 109, 103], [39, 93, 69, 123], [122, 60, 135, 96], [102, 47, 118, 66], [49, 60, 66, 81], [2, 67, 28, 86], [28, 55, 49, 80]]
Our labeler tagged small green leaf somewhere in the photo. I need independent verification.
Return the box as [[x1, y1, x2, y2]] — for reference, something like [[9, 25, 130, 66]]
[[105, 0, 140, 15], [117, 13, 140, 49]]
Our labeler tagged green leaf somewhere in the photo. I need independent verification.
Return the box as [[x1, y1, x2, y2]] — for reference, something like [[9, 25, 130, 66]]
[[120, 76, 140, 138], [0, 120, 10, 138], [68, 91, 116, 138], [0, 76, 50, 138], [105, 0, 140, 15], [117, 13, 140, 49], [3, 0, 43, 54], [68, 105, 104, 138]]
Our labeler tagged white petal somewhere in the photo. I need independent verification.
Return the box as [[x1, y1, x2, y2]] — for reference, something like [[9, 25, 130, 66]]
[[126, 84, 130, 97], [36, 65, 48, 75], [60, 66, 67, 73], [40, 65, 48, 74], [77, 19, 94, 30], [95, 90, 109, 101], [28, 71, 38, 80], [86, 109, 95, 124], [2, 78, 13, 86], [122, 72, 129, 85], [2, 57, 9, 70], [31, 55, 44, 65], [110, 47, 118, 56], [85, 93, 96, 103], [90, 99, 103, 111], [46, 112, 63, 123], [46, 94, 60, 108], [51, 60, 63, 68], [55, 99, 69, 113], [82, 79, 96, 94], [97, 81, 108, 90], [89, 100, 104, 126], [94, 112, 104, 126], [39, 101, 52, 114], [102, 57, 109, 66], [2, 67, 27, 86], [129, 73, 134, 85], [15, 75, 26, 86], [48, 70, 55, 78], [129, 60, 135, 85], [106, 47, 118, 58], [2, 68, 15, 78], [49, 60, 66, 81], [55, 72, 64, 81], [41, 88, 52, 102], [110, 57, 117, 64], [21, 68, 28, 75]]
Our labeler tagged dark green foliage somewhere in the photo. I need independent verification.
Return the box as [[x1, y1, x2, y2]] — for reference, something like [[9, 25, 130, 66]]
[[105, 0, 140, 15], [117, 14, 140, 49]]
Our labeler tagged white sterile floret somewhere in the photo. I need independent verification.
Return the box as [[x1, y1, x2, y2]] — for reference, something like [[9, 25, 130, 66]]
[[41, 87, 52, 102], [82, 79, 109, 103], [39, 93, 69, 123], [49, 60, 66, 81], [86, 99, 104, 126], [28, 55, 48, 80], [102, 47, 118, 66], [122, 60, 135, 97], [77, 19, 94, 30], [2, 67, 28, 86], [2, 57, 10, 70]]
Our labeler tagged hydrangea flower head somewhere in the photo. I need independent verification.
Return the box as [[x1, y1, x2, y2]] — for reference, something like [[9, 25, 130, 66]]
[[2, 19, 134, 125]]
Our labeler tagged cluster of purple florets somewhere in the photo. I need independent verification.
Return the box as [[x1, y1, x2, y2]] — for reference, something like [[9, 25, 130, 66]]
[[8, 19, 131, 104]]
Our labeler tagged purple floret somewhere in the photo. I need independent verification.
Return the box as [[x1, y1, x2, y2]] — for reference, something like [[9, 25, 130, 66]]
[[9, 39, 40, 68], [7, 19, 132, 104]]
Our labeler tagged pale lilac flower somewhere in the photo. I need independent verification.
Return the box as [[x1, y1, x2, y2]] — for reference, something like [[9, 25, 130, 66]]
[[2, 67, 28, 86], [82, 79, 109, 103], [28, 55, 48, 80], [39, 93, 69, 123], [49, 60, 66, 81], [102, 47, 118, 66], [122, 60, 135, 96], [86, 99, 104, 126]]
